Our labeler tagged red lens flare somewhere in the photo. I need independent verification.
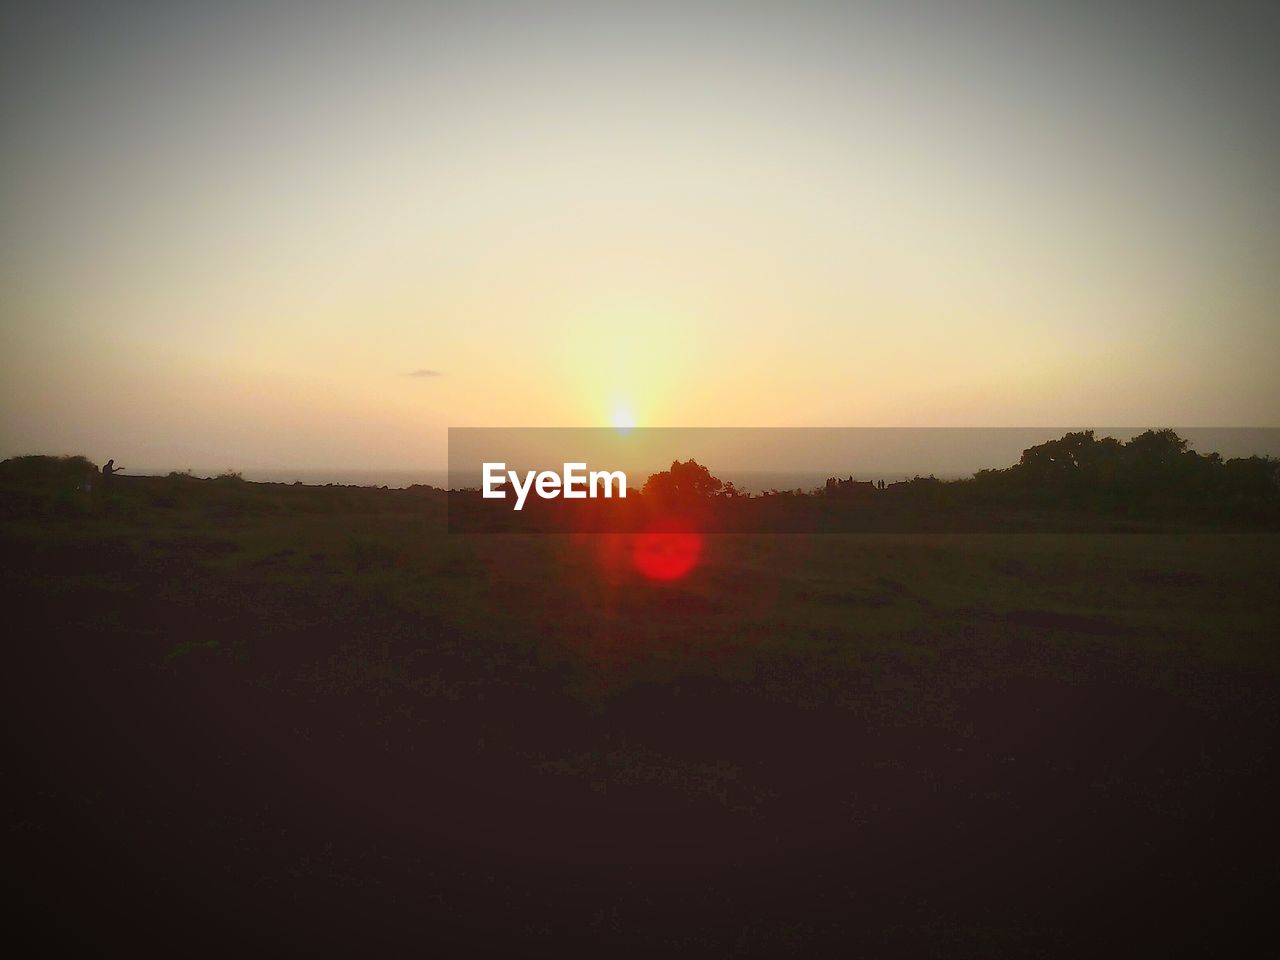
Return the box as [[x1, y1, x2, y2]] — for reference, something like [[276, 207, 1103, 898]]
[[632, 526, 703, 581]]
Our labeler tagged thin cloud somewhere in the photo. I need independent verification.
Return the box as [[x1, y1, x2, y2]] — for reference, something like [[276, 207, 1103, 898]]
[[405, 369, 443, 378]]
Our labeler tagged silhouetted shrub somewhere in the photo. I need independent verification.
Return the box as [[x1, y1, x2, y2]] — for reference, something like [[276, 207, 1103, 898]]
[[642, 460, 725, 505]]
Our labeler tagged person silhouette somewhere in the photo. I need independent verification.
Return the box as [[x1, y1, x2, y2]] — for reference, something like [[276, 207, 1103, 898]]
[[101, 459, 124, 490]]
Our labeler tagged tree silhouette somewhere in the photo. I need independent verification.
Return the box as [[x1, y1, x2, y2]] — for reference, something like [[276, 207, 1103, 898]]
[[1016, 430, 1124, 485], [642, 459, 725, 505], [1126, 428, 1189, 463]]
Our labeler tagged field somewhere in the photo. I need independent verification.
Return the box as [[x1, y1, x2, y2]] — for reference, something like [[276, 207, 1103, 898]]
[[4, 471, 1279, 953]]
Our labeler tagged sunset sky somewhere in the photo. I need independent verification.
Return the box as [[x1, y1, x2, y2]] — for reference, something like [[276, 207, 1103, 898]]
[[2, 1, 1277, 471]]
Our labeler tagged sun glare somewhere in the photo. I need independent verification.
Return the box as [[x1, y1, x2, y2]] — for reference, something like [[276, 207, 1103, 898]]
[[633, 529, 703, 581], [612, 407, 636, 432]]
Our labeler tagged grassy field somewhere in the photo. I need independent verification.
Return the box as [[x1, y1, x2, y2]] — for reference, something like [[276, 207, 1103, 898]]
[[4, 468, 1279, 953]]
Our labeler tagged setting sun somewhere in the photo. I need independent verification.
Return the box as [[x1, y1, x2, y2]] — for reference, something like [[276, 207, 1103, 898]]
[[612, 407, 636, 432]]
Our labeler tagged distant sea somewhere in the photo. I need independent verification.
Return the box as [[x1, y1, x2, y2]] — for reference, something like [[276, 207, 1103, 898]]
[[175, 468, 452, 489]]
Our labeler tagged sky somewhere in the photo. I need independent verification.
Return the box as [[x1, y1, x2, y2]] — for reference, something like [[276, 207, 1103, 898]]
[[2, 0, 1277, 471]]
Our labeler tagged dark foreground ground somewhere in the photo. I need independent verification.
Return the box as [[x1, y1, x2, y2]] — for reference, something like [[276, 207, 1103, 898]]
[[3, 473, 1279, 954]]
